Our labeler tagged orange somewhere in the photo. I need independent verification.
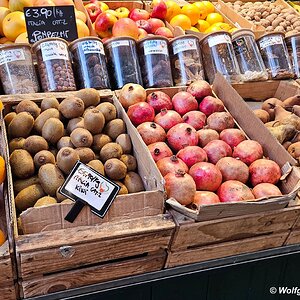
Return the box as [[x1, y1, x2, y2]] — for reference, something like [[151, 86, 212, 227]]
[[205, 24, 222, 33], [189, 26, 199, 32], [193, 2, 208, 20], [15, 31, 29, 43], [206, 12, 223, 25], [0, 229, 5, 247], [229, 27, 238, 33], [196, 19, 210, 32], [3, 11, 26, 41], [76, 19, 90, 38], [0, 7, 10, 36], [0, 100, 2, 110], [0, 0, 8, 8], [165, 0, 181, 23], [214, 22, 231, 31], [203, 1, 215, 13], [170, 14, 192, 30], [181, 4, 200, 26], [0, 155, 6, 185]]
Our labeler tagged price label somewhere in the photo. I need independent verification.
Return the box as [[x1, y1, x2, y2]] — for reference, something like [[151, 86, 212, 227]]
[[0, 49, 25, 65], [208, 34, 231, 48], [259, 36, 282, 49], [40, 40, 69, 61], [143, 39, 168, 55], [172, 38, 198, 54], [81, 40, 105, 55]]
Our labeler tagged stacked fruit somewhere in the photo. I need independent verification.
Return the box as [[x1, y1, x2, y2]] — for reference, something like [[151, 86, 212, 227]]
[[118, 81, 283, 208], [4, 88, 144, 212]]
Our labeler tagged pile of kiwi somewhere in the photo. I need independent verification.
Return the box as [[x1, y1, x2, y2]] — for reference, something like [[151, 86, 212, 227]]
[[4, 88, 145, 213]]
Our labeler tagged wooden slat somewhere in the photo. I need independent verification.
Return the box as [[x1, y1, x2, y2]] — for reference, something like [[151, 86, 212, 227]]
[[285, 230, 300, 245], [1, 285, 16, 300], [0, 241, 14, 286]]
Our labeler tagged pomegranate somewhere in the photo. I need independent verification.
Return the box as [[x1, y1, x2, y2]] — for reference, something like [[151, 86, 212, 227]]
[[192, 191, 220, 209], [119, 83, 146, 109], [249, 159, 281, 186], [199, 96, 225, 116], [146, 91, 173, 113], [189, 162, 222, 191], [164, 170, 196, 206], [148, 142, 173, 162], [177, 146, 208, 168], [252, 183, 282, 199], [220, 128, 246, 148], [137, 122, 166, 145], [156, 155, 188, 177], [207, 112, 235, 132], [197, 129, 219, 147], [128, 102, 155, 126], [217, 180, 255, 203], [154, 109, 183, 131], [203, 140, 232, 164], [167, 123, 198, 152], [186, 80, 212, 101], [172, 91, 198, 115], [183, 111, 206, 130], [216, 157, 249, 183], [233, 140, 264, 165]]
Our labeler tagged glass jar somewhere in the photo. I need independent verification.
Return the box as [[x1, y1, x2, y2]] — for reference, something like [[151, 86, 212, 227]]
[[285, 33, 300, 79], [69, 37, 110, 90], [137, 36, 173, 88], [32, 37, 76, 92], [257, 32, 295, 80], [232, 29, 268, 82], [169, 35, 204, 86], [0, 44, 39, 94], [200, 31, 242, 84], [104, 37, 142, 90]]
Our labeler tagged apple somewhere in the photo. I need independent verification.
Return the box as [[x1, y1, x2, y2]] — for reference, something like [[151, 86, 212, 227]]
[[85, 3, 102, 23], [155, 27, 173, 38], [148, 18, 165, 34], [138, 28, 148, 40], [129, 8, 150, 21], [94, 12, 118, 38], [151, 0, 167, 20], [112, 18, 139, 40], [136, 20, 152, 33], [106, 9, 119, 19], [115, 7, 130, 19], [91, 1, 109, 12]]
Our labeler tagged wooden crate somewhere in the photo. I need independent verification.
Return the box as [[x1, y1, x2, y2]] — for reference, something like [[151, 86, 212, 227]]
[[82, 1, 144, 10], [165, 207, 300, 268]]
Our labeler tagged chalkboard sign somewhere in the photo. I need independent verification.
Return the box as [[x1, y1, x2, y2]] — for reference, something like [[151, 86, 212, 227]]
[[24, 5, 78, 44]]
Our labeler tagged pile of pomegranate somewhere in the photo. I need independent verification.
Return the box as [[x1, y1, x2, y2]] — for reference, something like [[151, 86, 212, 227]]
[[119, 80, 283, 208]]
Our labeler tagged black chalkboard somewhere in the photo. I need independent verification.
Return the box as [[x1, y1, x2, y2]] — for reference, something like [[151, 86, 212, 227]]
[[24, 5, 78, 44]]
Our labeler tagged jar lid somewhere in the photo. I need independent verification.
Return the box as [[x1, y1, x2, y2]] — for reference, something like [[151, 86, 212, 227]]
[[232, 29, 255, 41], [199, 30, 231, 45], [103, 36, 136, 47], [137, 35, 169, 45], [170, 34, 199, 44], [0, 43, 31, 51], [32, 37, 69, 52], [256, 32, 285, 43], [69, 36, 102, 52], [285, 32, 300, 41]]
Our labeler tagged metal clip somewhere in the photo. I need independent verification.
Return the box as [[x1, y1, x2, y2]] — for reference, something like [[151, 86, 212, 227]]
[[59, 246, 75, 258]]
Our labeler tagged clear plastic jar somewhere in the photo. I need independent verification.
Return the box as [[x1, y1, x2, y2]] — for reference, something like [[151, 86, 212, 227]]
[[257, 32, 295, 80], [285, 33, 300, 79], [32, 37, 76, 92], [69, 37, 110, 90], [232, 29, 268, 82], [137, 36, 173, 88], [200, 31, 242, 84], [104, 37, 142, 90], [169, 35, 204, 86], [0, 44, 39, 94]]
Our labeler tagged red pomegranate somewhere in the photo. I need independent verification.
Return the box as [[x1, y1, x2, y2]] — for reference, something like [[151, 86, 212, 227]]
[[207, 112, 235, 132], [156, 155, 189, 177], [186, 80, 212, 101], [199, 96, 225, 116], [197, 129, 219, 147], [252, 183, 282, 199], [146, 91, 173, 113], [128, 102, 155, 126], [220, 128, 246, 148], [183, 111, 206, 130], [137, 122, 166, 145], [172, 91, 198, 115], [177, 146, 208, 168], [154, 109, 183, 131], [203, 140, 232, 164], [192, 191, 220, 209], [148, 142, 173, 162], [233, 140, 264, 165]]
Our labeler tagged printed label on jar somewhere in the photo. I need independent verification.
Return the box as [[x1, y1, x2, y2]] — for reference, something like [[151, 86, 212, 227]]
[[232, 38, 248, 55], [172, 38, 198, 54], [81, 40, 105, 55], [143, 40, 168, 55], [41, 40, 69, 61], [208, 34, 231, 48], [0, 49, 26, 65], [111, 40, 130, 48], [259, 36, 282, 49]]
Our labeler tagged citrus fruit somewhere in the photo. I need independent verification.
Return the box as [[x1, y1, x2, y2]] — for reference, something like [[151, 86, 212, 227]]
[[9, 0, 33, 12], [0, 7, 10, 36], [0, 0, 8, 8], [165, 0, 181, 23], [170, 14, 192, 30], [76, 19, 90, 38], [193, 2, 208, 20], [3, 11, 26, 41], [203, 1, 215, 13], [214, 22, 231, 31], [229, 27, 238, 33], [0, 155, 6, 185], [196, 19, 210, 32], [181, 4, 200, 26], [189, 26, 199, 32], [15, 31, 28, 43], [206, 12, 223, 25], [0, 229, 5, 247], [0, 100, 3, 110], [205, 23, 222, 33]]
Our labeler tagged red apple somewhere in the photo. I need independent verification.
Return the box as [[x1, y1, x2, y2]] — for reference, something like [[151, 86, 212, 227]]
[[148, 18, 165, 34], [136, 19, 152, 33], [129, 8, 150, 21], [112, 18, 139, 40], [85, 3, 102, 23], [138, 28, 148, 39], [94, 12, 118, 38], [151, 0, 167, 20], [155, 27, 173, 38]]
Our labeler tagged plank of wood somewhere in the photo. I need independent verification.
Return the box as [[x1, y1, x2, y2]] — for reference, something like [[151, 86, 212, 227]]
[[21, 251, 166, 298], [0, 285, 16, 300], [285, 230, 300, 245], [166, 232, 288, 268], [0, 241, 14, 285]]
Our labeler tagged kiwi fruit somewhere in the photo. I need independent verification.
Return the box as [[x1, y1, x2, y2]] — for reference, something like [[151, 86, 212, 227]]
[[56, 147, 80, 174], [41, 97, 59, 111], [83, 106, 95, 117], [87, 159, 105, 175], [38, 163, 65, 196], [14, 176, 39, 194], [120, 154, 137, 172], [34, 150, 55, 169], [75, 147, 95, 164], [97, 102, 117, 122], [70, 128, 93, 148], [10, 149, 34, 179], [34, 108, 60, 133], [61, 199, 73, 204], [103, 119, 126, 140], [42, 118, 64, 144], [116, 134, 132, 154], [100, 142, 123, 162], [104, 159, 127, 180], [49, 147, 58, 157], [92, 134, 112, 152], [114, 181, 129, 195], [15, 184, 46, 211], [4, 112, 16, 126], [59, 97, 85, 119], [67, 117, 84, 134], [16, 100, 41, 119], [56, 187, 66, 202], [24, 135, 49, 155], [9, 137, 25, 153], [34, 196, 57, 208], [8, 112, 34, 138], [76, 88, 100, 107], [84, 109, 105, 134], [124, 172, 144, 193], [57, 136, 74, 150]]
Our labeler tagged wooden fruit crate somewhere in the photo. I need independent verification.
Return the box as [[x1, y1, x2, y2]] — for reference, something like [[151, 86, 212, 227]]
[[165, 207, 300, 268]]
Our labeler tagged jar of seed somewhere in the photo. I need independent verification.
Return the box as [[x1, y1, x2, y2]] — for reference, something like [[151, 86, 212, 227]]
[[285, 33, 300, 79]]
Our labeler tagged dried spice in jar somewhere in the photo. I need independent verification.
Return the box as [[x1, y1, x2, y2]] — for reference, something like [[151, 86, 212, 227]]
[[32, 38, 76, 92], [169, 35, 204, 86], [200, 31, 242, 84], [232, 29, 268, 82], [257, 32, 295, 80], [0, 44, 39, 94], [104, 37, 142, 90], [137, 36, 173, 88], [285, 33, 300, 79], [69, 37, 110, 89]]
